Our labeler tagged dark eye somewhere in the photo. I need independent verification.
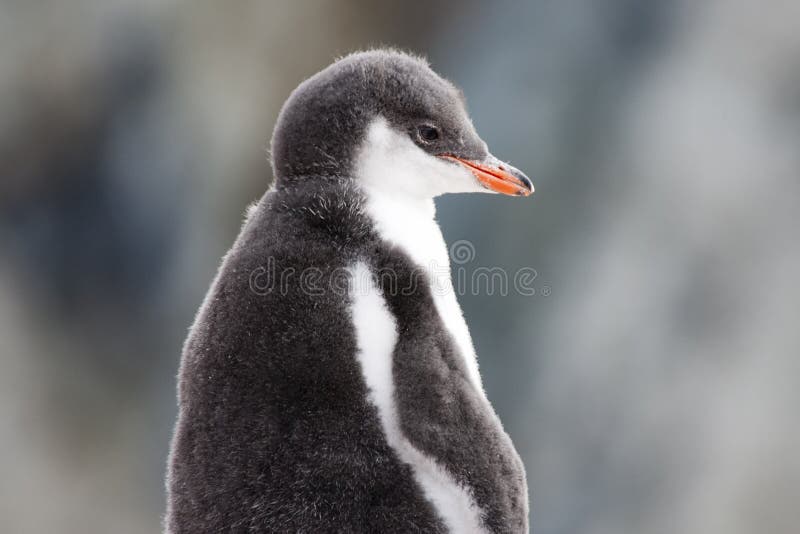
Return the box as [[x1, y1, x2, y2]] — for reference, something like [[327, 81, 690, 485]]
[[417, 125, 440, 142]]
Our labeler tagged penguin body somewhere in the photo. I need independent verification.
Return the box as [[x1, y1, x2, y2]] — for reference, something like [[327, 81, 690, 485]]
[[167, 50, 532, 533]]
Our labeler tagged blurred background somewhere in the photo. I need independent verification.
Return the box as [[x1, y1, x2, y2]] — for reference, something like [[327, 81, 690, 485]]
[[1, 1, 799, 533]]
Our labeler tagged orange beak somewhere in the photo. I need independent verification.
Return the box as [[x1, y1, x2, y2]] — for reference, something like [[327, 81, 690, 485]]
[[439, 155, 534, 196]]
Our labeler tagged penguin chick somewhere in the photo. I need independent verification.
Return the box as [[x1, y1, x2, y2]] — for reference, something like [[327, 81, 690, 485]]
[[166, 49, 532, 534]]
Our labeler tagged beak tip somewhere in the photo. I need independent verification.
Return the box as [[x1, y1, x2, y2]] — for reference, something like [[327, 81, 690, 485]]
[[514, 176, 534, 197]]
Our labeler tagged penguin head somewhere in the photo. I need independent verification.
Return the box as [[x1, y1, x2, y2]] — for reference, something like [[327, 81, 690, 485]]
[[270, 49, 532, 199]]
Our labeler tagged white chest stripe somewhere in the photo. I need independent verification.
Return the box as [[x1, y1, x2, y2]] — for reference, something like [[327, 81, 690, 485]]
[[349, 262, 485, 533]]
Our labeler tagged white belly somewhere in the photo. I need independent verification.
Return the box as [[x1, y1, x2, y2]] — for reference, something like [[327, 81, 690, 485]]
[[349, 262, 485, 533]]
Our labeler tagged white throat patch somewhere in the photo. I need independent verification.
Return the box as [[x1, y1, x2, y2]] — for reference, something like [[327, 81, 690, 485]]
[[355, 116, 484, 199]]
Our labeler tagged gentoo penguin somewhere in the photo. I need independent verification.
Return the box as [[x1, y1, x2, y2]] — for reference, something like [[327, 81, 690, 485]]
[[166, 49, 533, 533]]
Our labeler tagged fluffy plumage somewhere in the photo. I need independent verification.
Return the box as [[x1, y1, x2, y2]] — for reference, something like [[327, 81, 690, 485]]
[[270, 49, 486, 181], [166, 49, 528, 533]]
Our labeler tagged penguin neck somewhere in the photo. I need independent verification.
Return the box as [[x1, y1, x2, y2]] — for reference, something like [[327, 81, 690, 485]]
[[359, 185, 486, 394], [361, 186, 450, 282]]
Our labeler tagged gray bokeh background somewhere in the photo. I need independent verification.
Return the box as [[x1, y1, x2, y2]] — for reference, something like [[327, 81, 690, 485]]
[[2, 1, 798, 533]]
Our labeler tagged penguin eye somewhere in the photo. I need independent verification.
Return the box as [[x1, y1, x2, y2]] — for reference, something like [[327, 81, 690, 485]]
[[417, 125, 440, 143]]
